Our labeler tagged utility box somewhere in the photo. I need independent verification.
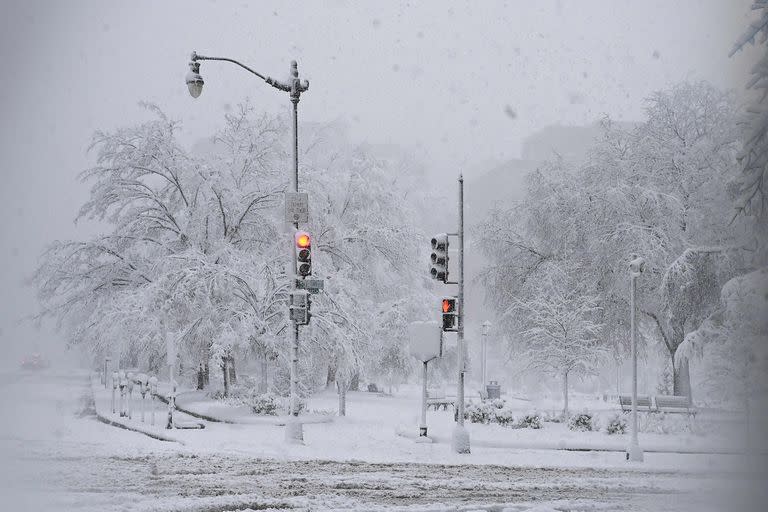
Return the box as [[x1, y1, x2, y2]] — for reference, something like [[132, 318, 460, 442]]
[[486, 381, 501, 400]]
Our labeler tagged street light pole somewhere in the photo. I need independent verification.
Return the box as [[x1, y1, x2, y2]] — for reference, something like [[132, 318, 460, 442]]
[[186, 52, 309, 444], [628, 256, 645, 462], [481, 321, 491, 391]]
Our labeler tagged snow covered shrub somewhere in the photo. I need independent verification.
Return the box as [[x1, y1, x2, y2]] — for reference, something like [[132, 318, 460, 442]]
[[489, 398, 506, 409], [249, 393, 278, 415], [492, 407, 516, 427], [568, 411, 597, 432], [605, 413, 627, 435], [517, 413, 543, 429], [464, 401, 493, 424]]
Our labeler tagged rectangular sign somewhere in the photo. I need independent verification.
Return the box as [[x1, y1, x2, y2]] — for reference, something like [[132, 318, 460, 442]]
[[408, 321, 443, 362], [285, 192, 309, 224], [296, 278, 324, 293]]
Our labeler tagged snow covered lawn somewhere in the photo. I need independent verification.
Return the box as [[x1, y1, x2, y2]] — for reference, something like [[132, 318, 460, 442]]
[[112, 380, 755, 474]]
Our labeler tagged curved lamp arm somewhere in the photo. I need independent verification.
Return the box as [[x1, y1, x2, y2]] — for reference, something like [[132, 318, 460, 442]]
[[191, 51, 293, 92]]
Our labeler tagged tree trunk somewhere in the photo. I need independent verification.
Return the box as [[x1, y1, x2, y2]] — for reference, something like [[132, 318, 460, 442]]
[[228, 354, 237, 384], [222, 356, 230, 398], [337, 379, 347, 417], [326, 363, 336, 389], [562, 371, 569, 418], [259, 356, 269, 394], [672, 356, 692, 404]]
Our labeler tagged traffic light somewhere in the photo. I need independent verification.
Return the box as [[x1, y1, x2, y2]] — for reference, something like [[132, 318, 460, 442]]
[[430, 233, 449, 282], [441, 297, 457, 331], [289, 290, 311, 325], [295, 231, 312, 277]]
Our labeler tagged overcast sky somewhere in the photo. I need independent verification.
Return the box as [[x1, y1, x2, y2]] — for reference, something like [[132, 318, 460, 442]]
[[0, 0, 759, 362]]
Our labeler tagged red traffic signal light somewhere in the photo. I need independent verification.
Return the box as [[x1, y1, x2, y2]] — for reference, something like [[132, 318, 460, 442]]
[[441, 297, 457, 331]]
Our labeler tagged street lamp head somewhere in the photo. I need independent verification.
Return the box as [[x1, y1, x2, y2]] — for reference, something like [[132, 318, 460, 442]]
[[186, 61, 204, 98], [629, 256, 645, 277], [482, 320, 492, 335]]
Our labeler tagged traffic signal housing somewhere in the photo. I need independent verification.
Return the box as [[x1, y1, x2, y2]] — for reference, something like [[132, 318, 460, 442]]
[[295, 231, 312, 277], [430, 233, 449, 282], [441, 297, 457, 332]]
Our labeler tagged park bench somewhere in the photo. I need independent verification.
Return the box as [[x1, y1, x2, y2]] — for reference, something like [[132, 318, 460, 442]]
[[618, 394, 654, 412], [653, 395, 697, 416], [426, 390, 455, 411]]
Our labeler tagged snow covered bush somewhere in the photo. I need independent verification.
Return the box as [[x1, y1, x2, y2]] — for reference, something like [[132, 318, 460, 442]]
[[567, 411, 597, 432], [464, 401, 494, 424], [489, 398, 506, 409], [248, 392, 279, 416], [605, 414, 627, 435], [517, 413, 543, 429], [492, 407, 516, 427]]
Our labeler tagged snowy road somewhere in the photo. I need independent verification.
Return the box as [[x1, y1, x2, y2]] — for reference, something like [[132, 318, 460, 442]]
[[0, 369, 762, 511]]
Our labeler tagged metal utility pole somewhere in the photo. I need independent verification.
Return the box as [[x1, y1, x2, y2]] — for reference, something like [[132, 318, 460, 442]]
[[452, 174, 470, 454], [627, 256, 645, 462], [186, 53, 309, 444], [286, 61, 306, 444]]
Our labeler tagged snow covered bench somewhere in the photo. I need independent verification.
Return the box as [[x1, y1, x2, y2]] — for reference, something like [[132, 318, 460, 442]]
[[618, 394, 653, 412], [426, 394, 455, 411], [653, 395, 697, 416]]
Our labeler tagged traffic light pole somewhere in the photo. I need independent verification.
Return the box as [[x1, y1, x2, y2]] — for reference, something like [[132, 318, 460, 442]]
[[452, 174, 470, 454], [286, 62, 306, 445]]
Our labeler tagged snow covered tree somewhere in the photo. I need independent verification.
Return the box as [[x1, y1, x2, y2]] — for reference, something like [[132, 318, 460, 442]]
[[478, 82, 743, 402], [656, 248, 741, 400], [508, 265, 606, 417], [677, 268, 768, 442], [730, 1, 768, 228]]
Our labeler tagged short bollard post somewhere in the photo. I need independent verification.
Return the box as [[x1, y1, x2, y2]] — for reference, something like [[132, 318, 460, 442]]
[[111, 371, 118, 414], [126, 372, 134, 420], [166, 380, 176, 430], [118, 370, 127, 417], [149, 376, 158, 426], [104, 357, 111, 389], [138, 374, 148, 423]]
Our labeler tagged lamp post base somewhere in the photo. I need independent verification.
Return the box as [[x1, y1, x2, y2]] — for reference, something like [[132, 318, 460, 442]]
[[451, 424, 471, 454], [626, 442, 644, 462], [285, 417, 304, 445]]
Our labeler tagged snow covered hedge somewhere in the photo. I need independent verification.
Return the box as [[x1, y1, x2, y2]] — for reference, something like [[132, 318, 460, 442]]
[[567, 411, 597, 432], [605, 413, 627, 435]]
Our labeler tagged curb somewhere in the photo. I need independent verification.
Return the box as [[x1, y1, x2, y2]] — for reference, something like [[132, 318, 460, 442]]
[[153, 392, 235, 424], [162, 392, 335, 426], [394, 427, 752, 455], [94, 411, 185, 444]]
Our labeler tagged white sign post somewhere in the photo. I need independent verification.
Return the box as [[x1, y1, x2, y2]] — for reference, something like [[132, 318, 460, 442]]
[[408, 321, 443, 441]]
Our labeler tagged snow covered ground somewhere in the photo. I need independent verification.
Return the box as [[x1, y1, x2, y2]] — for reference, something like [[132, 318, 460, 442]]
[[1, 368, 767, 511]]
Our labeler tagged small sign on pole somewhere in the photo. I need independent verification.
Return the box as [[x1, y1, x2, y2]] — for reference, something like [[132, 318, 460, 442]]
[[296, 278, 324, 293], [285, 192, 309, 224], [408, 321, 443, 362]]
